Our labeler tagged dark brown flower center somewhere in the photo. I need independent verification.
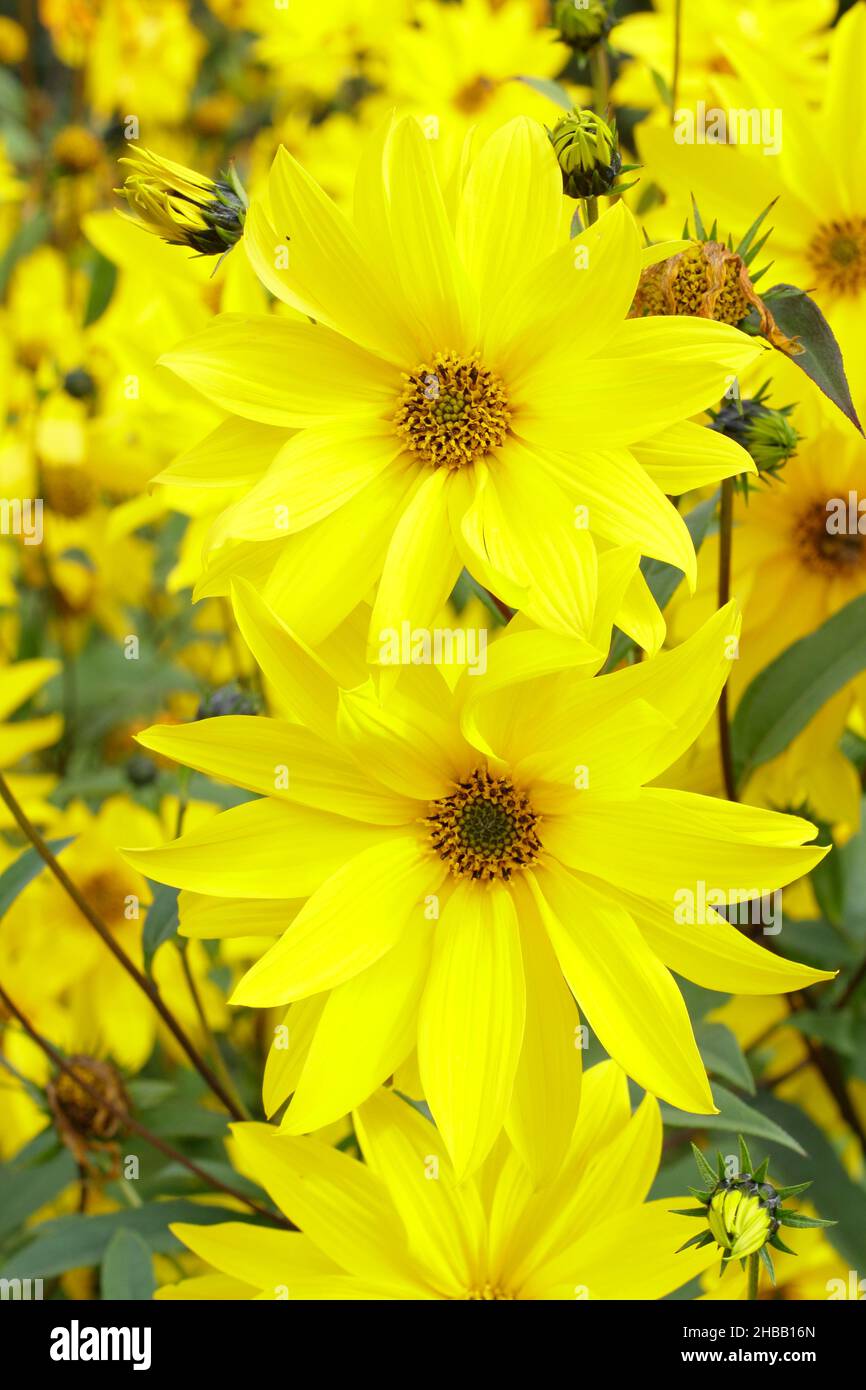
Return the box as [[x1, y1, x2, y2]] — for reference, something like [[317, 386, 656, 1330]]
[[795, 500, 866, 576], [807, 218, 866, 296], [424, 768, 541, 882]]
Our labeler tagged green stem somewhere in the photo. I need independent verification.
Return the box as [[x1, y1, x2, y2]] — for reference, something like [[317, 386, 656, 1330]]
[[589, 43, 610, 116], [582, 195, 599, 226], [746, 1253, 759, 1300], [671, 0, 683, 121]]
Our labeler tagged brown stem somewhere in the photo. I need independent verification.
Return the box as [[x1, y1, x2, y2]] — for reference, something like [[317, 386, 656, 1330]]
[[0, 770, 243, 1121], [783, 992, 866, 1151], [0, 981, 292, 1228], [179, 947, 250, 1120]]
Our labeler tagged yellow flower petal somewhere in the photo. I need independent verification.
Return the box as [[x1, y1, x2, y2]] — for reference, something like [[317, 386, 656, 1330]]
[[418, 880, 526, 1178], [160, 314, 396, 428], [231, 836, 438, 1006], [229, 1123, 423, 1288], [529, 864, 715, 1114], [354, 1088, 487, 1298], [281, 916, 434, 1133], [123, 797, 390, 899], [137, 717, 417, 826]]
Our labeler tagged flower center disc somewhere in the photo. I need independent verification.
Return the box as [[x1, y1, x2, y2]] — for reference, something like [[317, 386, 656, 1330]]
[[807, 218, 866, 296], [424, 768, 541, 882], [394, 351, 510, 470], [463, 1282, 516, 1300], [795, 501, 866, 576]]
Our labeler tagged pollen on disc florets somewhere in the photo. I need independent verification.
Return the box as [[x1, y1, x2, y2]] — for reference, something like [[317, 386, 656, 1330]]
[[807, 218, 866, 296], [795, 499, 866, 576], [424, 768, 541, 882], [394, 352, 511, 471], [463, 1282, 517, 1300]]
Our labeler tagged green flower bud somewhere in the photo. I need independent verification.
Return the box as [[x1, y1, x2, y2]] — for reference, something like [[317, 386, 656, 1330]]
[[710, 385, 799, 486], [548, 108, 623, 200], [677, 1140, 836, 1285], [553, 0, 615, 52]]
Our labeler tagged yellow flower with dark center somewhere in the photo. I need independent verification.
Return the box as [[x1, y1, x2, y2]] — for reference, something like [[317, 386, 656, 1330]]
[[156, 115, 763, 659], [157, 1068, 720, 1301], [124, 583, 831, 1178]]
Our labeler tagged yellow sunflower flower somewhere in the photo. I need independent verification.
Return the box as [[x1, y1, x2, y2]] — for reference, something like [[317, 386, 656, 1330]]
[[123, 582, 831, 1177], [158, 1068, 718, 1301], [158, 115, 763, 656], [637, 2, 866, 421]]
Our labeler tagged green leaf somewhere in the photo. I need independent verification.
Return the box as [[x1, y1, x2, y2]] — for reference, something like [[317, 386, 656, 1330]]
[[514, 75, 574, 110], [758, 1245, 776, 1285], [777, 1210, 836, 1229], [765, 285, 862, 434], [142, 883, 180, 973], [696, 1022, 756, 1095], [732, 592, 866, 782], [0, 1202, 258, 1280], [83, 249, 117, 326], [0, 1149, 78, 1244], [0, 838, 75, 921], [0, 209, 51, 297], [659, 1084, 806, 1154], [100, 1228, 156, 1301], [782, 1011, 856, 1057], [649, 67, 673, 110], [690, 1141, 719, 1189], [605, 493, 717, 668]]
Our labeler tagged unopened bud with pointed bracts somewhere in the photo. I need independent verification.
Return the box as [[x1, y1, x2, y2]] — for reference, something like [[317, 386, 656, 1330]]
[[552, 0, 615, 52], [709, 381, 800, 495], [117, 146, 247, 256], [676, 1138, 835, 1286]]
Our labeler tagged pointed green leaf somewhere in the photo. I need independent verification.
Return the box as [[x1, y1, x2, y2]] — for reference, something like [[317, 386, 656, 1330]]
[[764, 284, 862, 433]]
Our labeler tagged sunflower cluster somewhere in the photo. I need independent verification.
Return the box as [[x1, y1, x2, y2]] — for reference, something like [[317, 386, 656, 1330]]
[[0, 0, 864, 1313]]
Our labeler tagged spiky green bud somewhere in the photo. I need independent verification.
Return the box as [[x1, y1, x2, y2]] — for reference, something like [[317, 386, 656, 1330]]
[[548, 108, 625, 200]]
